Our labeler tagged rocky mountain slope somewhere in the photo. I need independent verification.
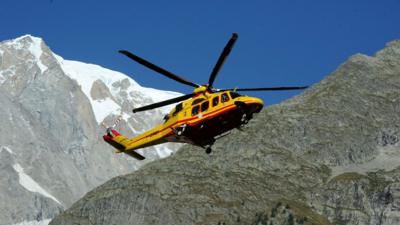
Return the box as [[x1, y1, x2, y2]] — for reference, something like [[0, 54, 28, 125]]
[[50, 40, 400, 225], [0, 35, 181, 225]]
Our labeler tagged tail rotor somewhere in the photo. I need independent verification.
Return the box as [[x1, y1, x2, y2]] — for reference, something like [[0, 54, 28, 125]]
[[102, 114, 123, 136]]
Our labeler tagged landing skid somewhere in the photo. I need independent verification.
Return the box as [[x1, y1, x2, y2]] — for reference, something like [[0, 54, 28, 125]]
[[215, 131, 231, 140], [205, 147, 212, 154], [199, 139, 215, 155]]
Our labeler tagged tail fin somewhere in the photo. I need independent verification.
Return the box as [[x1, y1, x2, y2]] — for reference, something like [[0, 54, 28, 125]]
[[103, 129, 146, 160]]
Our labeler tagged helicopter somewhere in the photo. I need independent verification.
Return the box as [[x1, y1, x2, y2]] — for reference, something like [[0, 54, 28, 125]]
[[103, 33, 307, 160]]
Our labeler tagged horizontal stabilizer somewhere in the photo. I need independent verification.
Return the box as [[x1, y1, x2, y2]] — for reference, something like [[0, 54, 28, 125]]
[[124, 150, 146, 160]]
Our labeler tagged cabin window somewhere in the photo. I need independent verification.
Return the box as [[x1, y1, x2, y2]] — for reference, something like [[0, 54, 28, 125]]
[[229, 91, 241, 99], [212, 96, 219, 107], [192, 105, 200, 116], [201, 101, 209, 112], [221, 93, 230, 103], [192, 98, 205, 105], [163, 114, 170, 122], [173, 103, 183, 115]]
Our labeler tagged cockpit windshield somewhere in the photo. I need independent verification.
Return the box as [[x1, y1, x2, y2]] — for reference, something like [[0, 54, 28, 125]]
[[229, 91, 241, 99], [173, 103, 183, 115]]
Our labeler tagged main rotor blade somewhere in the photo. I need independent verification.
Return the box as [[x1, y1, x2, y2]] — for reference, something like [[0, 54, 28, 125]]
[[208, 33, 238, 88], [222, 86, 308, 92], [132, 93, 195, 113], [119, 50, 199, 88]]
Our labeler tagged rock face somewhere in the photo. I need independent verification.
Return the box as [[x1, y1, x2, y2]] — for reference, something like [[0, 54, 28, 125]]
[[0, 35, 181, 225], [50, 40, 400, 225]]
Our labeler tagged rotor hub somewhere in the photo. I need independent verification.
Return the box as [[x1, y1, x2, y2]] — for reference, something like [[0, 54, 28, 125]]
[[193, 85, 208, 94]]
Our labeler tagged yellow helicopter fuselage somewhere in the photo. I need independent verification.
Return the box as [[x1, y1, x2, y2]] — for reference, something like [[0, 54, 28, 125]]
[[103, 90, 263, 160]]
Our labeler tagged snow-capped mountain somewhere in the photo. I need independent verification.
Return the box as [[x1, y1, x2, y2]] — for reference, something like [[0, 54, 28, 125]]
[[0, 35, 182, 225], [55, 54, 181, 122]]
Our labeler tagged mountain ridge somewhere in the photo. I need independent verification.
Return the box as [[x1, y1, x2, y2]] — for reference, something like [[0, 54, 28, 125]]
[[50, 40, 400, 225]]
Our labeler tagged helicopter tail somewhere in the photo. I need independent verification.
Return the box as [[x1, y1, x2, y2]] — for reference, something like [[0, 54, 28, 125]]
[[102, 129, 146, 160]]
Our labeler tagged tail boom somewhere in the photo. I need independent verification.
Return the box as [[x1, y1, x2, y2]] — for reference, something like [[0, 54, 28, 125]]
[[103, 129, 146, 160]]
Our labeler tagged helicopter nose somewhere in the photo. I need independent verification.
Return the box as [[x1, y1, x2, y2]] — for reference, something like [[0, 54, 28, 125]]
[[237, 97, 264, 113], [254, 97, 264, 106], [252, 97, 264, 112]]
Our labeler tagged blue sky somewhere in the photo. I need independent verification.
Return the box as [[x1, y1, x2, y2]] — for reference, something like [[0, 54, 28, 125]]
[[1, 0, 399, 104]]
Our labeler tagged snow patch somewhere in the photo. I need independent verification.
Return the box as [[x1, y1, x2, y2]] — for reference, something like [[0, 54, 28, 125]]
[[91, 98, 121, 123], [0, 48, 4, 82], [155, 146, 173, 158], [52, 52, 64, 63], [120, 113, 138, 132], [121, 112, 131, 121], [122, 84, 181, 115], [57, 58, 140, 91], [28, 37, 47, 73], [12, 163, 61, 205], [12, 34, 37, 42], [5, 37, 24, 49], [12, 219, 51, 225], [126, 122, 138, 133], [0, 67, 17, 84], [330, 145, 400, 178], [0, 146, 15, 154]]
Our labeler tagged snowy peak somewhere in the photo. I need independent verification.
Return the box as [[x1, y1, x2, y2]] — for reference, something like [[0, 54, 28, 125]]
[[54, 53, 181, 124], [1, 34, 181, 125], [3, 35, 48, 72], [0, 35, 50, 86], [2, 34, 44, 50]]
